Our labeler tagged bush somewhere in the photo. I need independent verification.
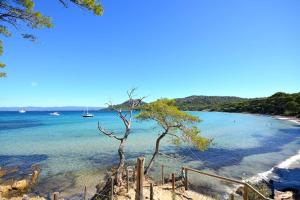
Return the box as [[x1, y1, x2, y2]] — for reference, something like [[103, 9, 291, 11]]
[[248, 182, 272, 200]]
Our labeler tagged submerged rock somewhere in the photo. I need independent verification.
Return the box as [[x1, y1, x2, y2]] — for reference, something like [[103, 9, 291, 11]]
[[30, 170, 40, 185], [12, 179, 29, 191], [0, 165, 41, 198], [0, 167, 6, 177], [0, 184, 12, 196], [0, 166, 19, 178], [1, 194, 46, 200]]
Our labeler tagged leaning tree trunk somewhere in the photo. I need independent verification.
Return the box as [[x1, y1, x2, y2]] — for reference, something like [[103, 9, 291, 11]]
[[144, 132, 167, 175], [116, 138, 126, 186]]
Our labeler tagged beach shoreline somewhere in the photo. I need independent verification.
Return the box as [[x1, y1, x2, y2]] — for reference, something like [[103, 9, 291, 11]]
[[243, 114, 300, 197], [274, 115, 300, 125], [1, 111, 300, 199], [200, 111, 300, 124]]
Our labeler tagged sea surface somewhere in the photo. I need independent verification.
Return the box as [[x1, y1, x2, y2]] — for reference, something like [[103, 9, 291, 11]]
[[0, 111, 300, 199]]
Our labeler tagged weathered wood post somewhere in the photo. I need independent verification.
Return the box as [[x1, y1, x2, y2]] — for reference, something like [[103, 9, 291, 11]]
[[53, 192, 59, 200], [230, 193, 234, 200], [126, 168, 129, 193], [161, 165, 164, 184], [172, 173, 175, 192], [83, 186, 87, 200], [110, 176, 114, 200], [133, 165, 136, 182], [172, 185, 176, 200], [184, 168, 188, 190], [243, 184, 248, 200], [150, 183, 154, 200], [135, 157, 144, 200]]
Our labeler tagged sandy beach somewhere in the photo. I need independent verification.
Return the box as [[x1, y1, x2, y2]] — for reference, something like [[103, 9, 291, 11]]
[[274, 116, 300, 125]]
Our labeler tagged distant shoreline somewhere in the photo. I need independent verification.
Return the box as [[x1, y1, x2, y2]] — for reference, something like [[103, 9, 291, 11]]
[[1, 109, 300, 124], [274, 115, 300, 125], [0, 107, 103, 112], [204, 111, 300, 124]]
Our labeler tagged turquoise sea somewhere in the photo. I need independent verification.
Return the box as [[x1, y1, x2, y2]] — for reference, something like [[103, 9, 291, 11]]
[[0, 111, 300, 199]]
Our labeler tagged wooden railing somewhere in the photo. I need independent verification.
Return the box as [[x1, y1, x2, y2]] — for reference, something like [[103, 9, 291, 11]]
[[183, 167, 273, 200]]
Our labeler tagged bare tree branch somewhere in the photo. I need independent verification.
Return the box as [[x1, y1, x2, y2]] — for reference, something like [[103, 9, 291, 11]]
[[168, 132, 181, 139], [97, 122, 122, 141], [58, 0, 68, 7], [96, 89, 146, 185]]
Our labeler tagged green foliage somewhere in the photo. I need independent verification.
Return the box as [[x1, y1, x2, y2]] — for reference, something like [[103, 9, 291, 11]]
[[71, 0, 103, 15], [0, 25, 12, 37], [136, 99, 211, 150], [106, 99, 146, 111], [0, 40, 5, 77], [0, 0, 103, 77], [137, 99, 199, 128], [175, 95, 247, 111], [247, 182, 272, 200], [215, 92, 300, 118]]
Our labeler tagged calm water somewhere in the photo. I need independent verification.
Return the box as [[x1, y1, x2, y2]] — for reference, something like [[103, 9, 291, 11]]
[[0, 111, 300, 198]]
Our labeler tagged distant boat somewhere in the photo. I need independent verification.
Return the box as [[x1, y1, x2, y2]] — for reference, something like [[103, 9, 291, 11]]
[[50, 112, 60, 116], [19, 109, 26, 113], [82, 107, 94, 118]]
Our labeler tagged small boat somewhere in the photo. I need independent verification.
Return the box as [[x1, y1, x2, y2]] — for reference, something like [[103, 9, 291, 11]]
[[50, 112, 60, 116], [82, 107, 94, 118], [19, 109, 26, 113]]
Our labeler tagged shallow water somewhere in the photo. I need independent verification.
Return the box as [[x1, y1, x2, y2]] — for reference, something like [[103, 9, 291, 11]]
[[0, 111, 299, 198]]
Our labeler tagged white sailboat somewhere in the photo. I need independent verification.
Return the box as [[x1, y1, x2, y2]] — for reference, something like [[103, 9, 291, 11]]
[[50, 112, 60, 116], [82, 107, 94, 118], [19, 108, 26, 113]]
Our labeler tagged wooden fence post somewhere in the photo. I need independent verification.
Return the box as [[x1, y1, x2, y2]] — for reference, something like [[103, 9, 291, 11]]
[[150, 183, 154, 200], [172, 190, 176, 200], [243, 185, 248, 200], [161, 165, 164, 184], [83, 186, 87, 200], [133, 166, 136, 182], [126, 168, 129, 193], [230, 193, 234, 200], [184, 168, 188, 190], [135, 157, 144, 200], [110, 176, 114, 200], [172, 173, 175, 192], [53, 192, 59, 200]]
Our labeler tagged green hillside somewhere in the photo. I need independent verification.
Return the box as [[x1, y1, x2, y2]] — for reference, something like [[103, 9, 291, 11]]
[[103, 92, 300, 118], [175, 95, 247, 111], [213, 92, 300, 117]]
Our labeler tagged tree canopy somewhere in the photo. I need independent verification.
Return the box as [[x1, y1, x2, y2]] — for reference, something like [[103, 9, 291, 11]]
[[0, 0, 103, 77], [213, 92, 300, 118], [175, 95, 247, 111], [173, 92, 300, 118], [136, 99, 211, 174]]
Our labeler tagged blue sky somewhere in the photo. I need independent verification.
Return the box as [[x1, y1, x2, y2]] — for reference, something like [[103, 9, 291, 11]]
[[0, 0, 299, 106]]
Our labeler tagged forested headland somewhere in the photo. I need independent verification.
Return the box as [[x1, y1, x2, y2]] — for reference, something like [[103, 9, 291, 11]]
[[104, 92, 300, 118], [175, 92, 300, 118]]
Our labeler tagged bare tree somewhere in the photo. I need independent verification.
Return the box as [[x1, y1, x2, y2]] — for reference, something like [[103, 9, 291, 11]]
[[97, 88, 145, 186]]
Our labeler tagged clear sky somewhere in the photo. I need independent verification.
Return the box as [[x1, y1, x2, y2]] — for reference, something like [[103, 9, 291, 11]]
[[0, 0, 299, 106]]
